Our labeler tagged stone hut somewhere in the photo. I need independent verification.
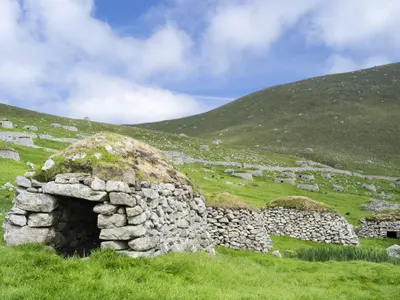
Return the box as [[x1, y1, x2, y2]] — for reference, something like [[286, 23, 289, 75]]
[[3, 133, 214, 258], [262, 196, 359, 246], [206, 193, 272, 252], [357, 210, 400, 238]]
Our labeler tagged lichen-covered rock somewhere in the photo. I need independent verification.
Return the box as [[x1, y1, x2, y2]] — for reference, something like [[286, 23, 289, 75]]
[[106, 181, 131, 193], [100, 225, 146, 240], [93, 203, 117, 215], [98, 214, 127, 229], [109, 192, 136, 206], [28, 212, 57, 227], [386, 244, 400, 259], [8, 214, 27, 226], [15, 176, 31, 188], [3, 224, 56, 246], [14, 192, 59, 212], [0, 149, 20, 161]]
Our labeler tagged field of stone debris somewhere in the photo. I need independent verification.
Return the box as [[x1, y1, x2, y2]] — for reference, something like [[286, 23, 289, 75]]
[[0, 104, 399, 299]]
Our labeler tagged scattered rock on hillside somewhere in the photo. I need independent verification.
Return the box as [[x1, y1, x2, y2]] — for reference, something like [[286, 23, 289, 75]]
[[297, 174, 315, 182], [322, 173, 332, 180], [386, 245, 400, 259], [332, 185, 344, 192], [0, 149, 20, 161], [200, 145, 209, 151], [0, 120, 13, 129], [361, 199, 400, 212], [297, 183, 319, 192], [248, 170, 263, 177], [27, 162, 35, 169], [62, 125, 78, 132], [42, 159, 55, 171], [178, 133, 188, 137], [275, 177, 296, 185], [212, 140, 221, 145], [51, 123, 62, 128], [23, 125, 38, 131], [304, 147, 314, 153], [272, 250, 282, 258], [362, 183, 377, 193], [375, 192, 393, 200], [232, 172, 253, 181]]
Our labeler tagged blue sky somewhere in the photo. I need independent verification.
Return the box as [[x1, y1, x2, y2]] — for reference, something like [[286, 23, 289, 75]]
[[0, 0, 399, 123]]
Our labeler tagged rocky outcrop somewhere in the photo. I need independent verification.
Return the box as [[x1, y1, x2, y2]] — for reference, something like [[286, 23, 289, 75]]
[[207, 206, 272, 252], [262, 207, 359, 246]]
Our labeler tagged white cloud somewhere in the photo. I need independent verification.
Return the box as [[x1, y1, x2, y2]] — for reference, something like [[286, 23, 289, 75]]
[[0, 0, 197, 123], [327, 54, 391, 74], [201, 0, 320, 74]]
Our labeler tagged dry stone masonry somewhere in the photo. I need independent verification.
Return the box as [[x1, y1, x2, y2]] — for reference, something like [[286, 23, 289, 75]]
[[262, 207, 359, 245], [0, 148, 20, 161], [207, 206, 272, 252], [3, 174, 214, 258], [357, 218, 400, 238]]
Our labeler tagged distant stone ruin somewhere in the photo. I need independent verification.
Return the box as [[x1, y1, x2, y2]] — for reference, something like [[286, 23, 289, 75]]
[[0, 147, 20, 161], [262, 197, 359, 246], [357, 211, 400, 239], [3, 133, 214, 258]]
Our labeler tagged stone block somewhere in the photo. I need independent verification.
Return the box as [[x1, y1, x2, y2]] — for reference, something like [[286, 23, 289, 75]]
[[15, 192, 59, 212]]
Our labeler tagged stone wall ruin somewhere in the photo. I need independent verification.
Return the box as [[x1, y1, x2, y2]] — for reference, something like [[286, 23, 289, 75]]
[[357, 219, 400, 238]]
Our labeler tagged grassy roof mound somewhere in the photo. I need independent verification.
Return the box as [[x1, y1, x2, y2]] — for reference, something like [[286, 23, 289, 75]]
[[34, 132, 190, 184], [206, 192, 259, 212], [267, 196, 334, 213], [365, 209, 400, 221]]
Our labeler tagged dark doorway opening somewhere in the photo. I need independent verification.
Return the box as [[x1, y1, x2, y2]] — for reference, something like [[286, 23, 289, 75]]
[[55, 197, 101, 257], [386, 231, 399, 239]]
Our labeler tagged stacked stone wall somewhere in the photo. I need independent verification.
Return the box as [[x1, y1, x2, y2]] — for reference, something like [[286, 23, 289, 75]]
[[3, 173, 214, 258], [206, 207, 272, 252], [262, 207, 359, 246], [357, 219, 400, 238]]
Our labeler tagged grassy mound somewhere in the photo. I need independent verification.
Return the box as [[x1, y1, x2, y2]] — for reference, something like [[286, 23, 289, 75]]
[[365, 209, 400, 221], [34, 132, 190, 184], [205, 192, 259, 211], [267, 196, 334, 213]]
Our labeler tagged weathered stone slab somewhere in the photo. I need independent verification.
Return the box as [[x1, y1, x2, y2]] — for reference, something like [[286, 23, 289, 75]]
[[106, 181, 131, 193], [55, 173, 90, 184], [8, 215, 27, 226], [28, 213, 57, 227], [98, 214, 127, 229], [127, 212, 147, 225], [99, 226, 146, 240], [101, 241, 129, 250], [93, 203, 117, 215], [0, 150, 20, 161], [91, 178, 106, 191], [15, 176, 31, 188], [128, 237, 158, 251], [126, 206, 143, 217], [109, 192, 136, 207], [15, 192, 59, 212], [43, 182, 108, 201], [3, 224, 56, 245]]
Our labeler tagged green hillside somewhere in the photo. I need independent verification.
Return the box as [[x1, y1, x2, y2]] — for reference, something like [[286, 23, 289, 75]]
[[137, 63, 400, 175]]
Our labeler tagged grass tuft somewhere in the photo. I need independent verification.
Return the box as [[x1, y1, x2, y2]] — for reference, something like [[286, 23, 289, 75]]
[[293, 246, 400, 265], [267, 196, 334, 213], [205, 192, 259, 211], [365, 209, 400, 221]]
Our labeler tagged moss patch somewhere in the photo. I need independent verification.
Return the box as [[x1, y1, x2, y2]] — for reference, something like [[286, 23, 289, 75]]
[[267, 196, 335, 213], [34, 132, 190, 185], [365, 209, 400, 221], [205, 192, 259, 212]]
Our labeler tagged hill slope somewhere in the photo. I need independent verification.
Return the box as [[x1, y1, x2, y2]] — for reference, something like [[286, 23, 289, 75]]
[[137, 63, 400, 174]]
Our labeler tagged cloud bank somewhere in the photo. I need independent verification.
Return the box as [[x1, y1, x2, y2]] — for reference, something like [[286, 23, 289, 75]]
[[0, 0, 399, 123]]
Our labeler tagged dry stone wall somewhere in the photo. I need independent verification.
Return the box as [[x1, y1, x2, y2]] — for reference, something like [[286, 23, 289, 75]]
[[357, 219, 400, 238], [262, 207, 359, 246], [207, 207, 272, 252], [3, 174, 214, 258]]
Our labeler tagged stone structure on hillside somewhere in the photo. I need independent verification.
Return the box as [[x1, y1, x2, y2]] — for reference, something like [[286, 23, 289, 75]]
[[0, 132, 35, 147], [2, 134, 214, 258], [362, 199, 400, 212], [0, 120, 13, 129], [262, 198, 359, 246], [207, 206, 272, 252], [357, 217, 400, 238]]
